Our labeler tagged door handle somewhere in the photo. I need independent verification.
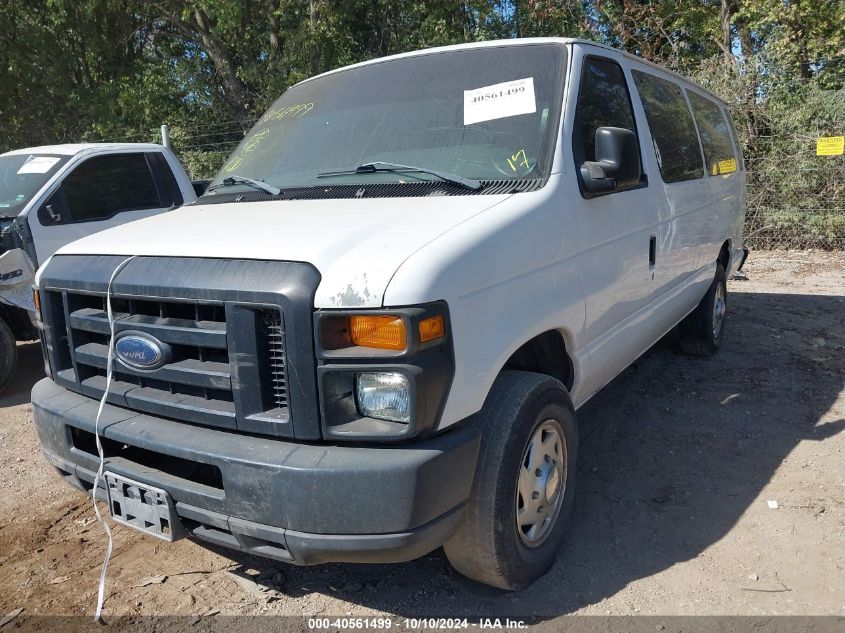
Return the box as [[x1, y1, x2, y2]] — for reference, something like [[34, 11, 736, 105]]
[[648, 235, 656, 267]]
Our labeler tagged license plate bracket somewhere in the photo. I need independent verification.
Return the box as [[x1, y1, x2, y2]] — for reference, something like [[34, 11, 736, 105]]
[[105, 472, 184, 542]]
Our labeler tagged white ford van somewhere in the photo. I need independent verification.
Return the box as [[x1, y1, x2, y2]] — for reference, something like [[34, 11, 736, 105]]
[[31, 39, 746, 589]]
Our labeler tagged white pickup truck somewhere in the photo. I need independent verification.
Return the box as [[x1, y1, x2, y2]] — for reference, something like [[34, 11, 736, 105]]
[[0, 143, 197, 387], [31, 39, 747, 589]]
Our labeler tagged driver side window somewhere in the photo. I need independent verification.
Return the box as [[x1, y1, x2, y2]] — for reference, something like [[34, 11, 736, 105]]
[[40, 153, 161, 225], [573, 57, 639, 164]]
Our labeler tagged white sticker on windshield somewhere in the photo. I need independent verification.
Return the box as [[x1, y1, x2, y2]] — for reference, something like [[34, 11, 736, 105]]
[[464, 77, 536, 125], [17, 156, 60, 174]]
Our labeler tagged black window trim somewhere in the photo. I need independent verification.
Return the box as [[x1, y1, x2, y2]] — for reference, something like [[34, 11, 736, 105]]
[[720, 102, 745, 172], [631, 67, 706, 185], [38, 152, 167, 226], [571, 53, 648, 199], [147, 151, 184, 208], [681, 87, 710, 179]]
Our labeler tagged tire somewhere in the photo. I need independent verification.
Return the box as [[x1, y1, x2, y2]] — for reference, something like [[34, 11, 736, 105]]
[[679, 262, 727, 356], [0, 317, 17, 390], [444, 370, 578, 590]]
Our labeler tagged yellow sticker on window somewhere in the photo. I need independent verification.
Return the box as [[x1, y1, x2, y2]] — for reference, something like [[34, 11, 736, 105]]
[[718, 158, 737, 174], [711, 158, 737, 175], [816, 136, 844, 156]]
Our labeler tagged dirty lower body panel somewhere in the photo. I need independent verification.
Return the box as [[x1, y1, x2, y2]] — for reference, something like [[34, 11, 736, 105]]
[[32, 377, 479, 565]]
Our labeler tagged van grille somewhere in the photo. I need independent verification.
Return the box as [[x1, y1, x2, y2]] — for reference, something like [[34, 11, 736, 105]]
[[262, 310, 287, 410], [43, 290, 288, 434]]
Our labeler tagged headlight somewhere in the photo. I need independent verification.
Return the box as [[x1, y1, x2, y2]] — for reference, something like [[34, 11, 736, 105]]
[[315, 301, 453, 441], [355, 372, 411, 423]]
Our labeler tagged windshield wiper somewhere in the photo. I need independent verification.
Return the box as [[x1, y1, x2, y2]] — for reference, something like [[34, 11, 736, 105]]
[[317, 161, 482, 191], [205, 175, 281, 196]]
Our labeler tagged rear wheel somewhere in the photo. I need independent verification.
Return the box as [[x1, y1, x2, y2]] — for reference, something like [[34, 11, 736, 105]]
[[444, 371, 577, 590], [679, 263, 727, 356], [0, 317, 17, 390]]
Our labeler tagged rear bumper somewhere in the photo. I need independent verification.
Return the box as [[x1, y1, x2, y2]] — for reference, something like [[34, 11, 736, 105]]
[[31, 378, 479, 564]]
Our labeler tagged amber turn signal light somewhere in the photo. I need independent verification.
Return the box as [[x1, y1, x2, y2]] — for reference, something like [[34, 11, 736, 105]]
[[419, 315, 445, 342], [32, 289, 41, 315], [349, 315, 407, 350]]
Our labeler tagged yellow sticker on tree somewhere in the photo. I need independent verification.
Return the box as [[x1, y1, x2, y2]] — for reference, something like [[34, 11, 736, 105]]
[[816, 136, 844, 156]]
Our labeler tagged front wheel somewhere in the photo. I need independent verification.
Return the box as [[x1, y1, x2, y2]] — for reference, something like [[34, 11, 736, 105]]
[[0, 317, 17, 390], [444, 371, 578, 590], [679, 263, 727, 356]]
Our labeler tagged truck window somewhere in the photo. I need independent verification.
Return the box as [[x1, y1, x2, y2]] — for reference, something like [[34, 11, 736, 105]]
[[146, 152, 184, 207], [55, 153, 161, 223], [573, 56, 639, 165], [724, 111, 744, 170], [0, 154, 69, 217], [632, 70, 704, 183], [687, 91, 737, 176]]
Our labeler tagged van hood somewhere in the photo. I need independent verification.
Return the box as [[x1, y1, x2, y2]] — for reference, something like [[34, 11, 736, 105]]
[[55, 195, 512, 308]]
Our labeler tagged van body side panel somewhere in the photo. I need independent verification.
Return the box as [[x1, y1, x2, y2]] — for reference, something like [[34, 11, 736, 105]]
[[626, 63, 706, 298], [578, 262, 713, 405], [724, 104, 748, 272], [564, 48, 667, 401], [690, 171, 742, 271], [712, 108, 747, 277], [684, 88, 744, 273]]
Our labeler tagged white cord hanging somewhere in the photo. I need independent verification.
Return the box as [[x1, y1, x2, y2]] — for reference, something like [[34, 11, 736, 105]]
[[91, 255, 136, 622]]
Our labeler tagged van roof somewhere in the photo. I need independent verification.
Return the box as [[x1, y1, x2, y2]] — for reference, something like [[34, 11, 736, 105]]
[[1, 142, 164, 157], [299, 37, 728, 107]]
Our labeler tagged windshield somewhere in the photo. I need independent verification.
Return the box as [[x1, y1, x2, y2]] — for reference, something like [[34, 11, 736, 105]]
[[206, 43, 567, 195], [0, 154, 69, 217]]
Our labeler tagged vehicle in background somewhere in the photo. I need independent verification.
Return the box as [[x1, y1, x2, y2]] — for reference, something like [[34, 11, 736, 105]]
[[0, 143, 197, 387], [32, 39, 747, 589]]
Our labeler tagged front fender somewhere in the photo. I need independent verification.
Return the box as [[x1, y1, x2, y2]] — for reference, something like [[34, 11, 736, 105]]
[[0, 248, 36, 312]]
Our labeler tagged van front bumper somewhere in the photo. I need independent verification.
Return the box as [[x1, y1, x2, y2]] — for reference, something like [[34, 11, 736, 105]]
[[31, 378, 479, 565]]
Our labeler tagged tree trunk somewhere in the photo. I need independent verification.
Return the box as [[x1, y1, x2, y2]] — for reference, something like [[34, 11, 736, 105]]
[[155, 2, 252, 111], [738, 23, 753, 60], [268, 0, 281, 61], [308, 0, 320, 76], [719, 0, 736, 64], [190, 8, 252, 109]]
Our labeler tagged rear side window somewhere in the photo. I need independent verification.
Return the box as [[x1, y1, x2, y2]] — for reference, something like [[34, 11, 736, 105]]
[[724, 107, 745, 171], [573, 57, 638, 163], [61, 153, 160, 222], [632, 70, 703, 183], [687, 91, 737, 175]]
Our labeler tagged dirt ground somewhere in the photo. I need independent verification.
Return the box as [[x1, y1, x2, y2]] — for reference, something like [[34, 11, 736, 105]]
[[0, 250, 843, 629]]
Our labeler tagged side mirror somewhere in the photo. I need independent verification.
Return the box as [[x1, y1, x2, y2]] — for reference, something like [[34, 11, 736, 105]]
[[38, 191, 66, 225], [579, 126, 642, 195]]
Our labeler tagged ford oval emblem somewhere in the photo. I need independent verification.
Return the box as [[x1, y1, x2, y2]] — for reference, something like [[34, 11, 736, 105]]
[[115, 333, 169, 371]]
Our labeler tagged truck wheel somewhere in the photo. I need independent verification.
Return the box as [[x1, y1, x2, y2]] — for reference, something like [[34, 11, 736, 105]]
[[444, 370, 577, 590], [679, 263, 727, 356], [0, 317, 17, 390]]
